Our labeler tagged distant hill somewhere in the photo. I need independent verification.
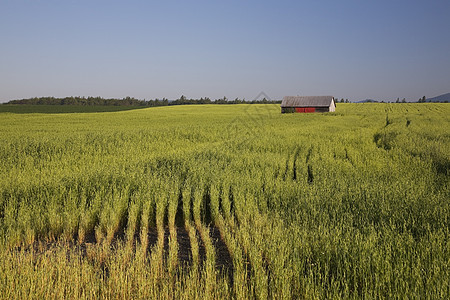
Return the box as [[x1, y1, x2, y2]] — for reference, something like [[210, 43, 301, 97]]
[[356, 99, 378, 103], [426, 93, 450, 102]]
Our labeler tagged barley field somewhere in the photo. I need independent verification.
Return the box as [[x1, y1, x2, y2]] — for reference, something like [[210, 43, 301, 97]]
[[0, 103, 449, 299]]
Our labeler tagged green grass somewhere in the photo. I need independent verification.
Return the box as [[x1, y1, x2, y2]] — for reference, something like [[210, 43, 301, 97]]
[[0, 104, 148, 114], [0, 103, 449, 299]]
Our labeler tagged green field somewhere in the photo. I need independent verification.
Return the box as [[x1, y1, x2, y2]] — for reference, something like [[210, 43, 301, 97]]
[[0, 104, 148, 114], [0, 103, 449, 299]]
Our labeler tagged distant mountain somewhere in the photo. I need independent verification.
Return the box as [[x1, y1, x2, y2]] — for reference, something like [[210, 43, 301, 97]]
[[356, 99, 378, 103], [426, 93, 450, 102]]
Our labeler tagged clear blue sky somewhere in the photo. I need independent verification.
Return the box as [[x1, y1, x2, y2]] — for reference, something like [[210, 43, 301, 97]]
[[1, 0, 449, 102]]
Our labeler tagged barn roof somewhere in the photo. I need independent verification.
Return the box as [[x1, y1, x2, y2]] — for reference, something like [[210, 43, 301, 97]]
[[281, 96, 334, 107]]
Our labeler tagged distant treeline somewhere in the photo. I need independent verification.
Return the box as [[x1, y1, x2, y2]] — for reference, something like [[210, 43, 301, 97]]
[[6, 96, 281, 106]]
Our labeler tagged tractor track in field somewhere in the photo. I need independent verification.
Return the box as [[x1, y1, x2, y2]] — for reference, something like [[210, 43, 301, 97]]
[[12, 180, 257, 289], [18, 220, 236, 284]]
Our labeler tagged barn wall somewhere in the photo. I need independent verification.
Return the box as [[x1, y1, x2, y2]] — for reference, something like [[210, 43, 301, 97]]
[[281, 107, 295, 113], [281, 106, 332, 113], [315, 107, 329, 113], [295, 107, 316, 113]]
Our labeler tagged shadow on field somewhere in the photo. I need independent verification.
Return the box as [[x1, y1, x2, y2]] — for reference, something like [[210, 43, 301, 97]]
[[16, 223, 234, 284]]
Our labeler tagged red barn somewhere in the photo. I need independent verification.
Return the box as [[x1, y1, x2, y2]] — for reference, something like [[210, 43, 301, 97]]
[[281, 96, 336, 113]]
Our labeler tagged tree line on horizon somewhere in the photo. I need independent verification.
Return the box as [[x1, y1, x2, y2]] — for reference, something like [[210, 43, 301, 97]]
[[5, 96, 282, 106]]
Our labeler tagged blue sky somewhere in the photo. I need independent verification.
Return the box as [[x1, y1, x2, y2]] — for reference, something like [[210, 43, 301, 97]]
[[1, 0, 449, 102]]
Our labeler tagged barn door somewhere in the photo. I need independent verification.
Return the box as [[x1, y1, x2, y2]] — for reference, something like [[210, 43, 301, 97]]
[[294, 107, 315, 113]]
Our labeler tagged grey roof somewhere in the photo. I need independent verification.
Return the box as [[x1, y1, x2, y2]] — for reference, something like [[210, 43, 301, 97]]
[[281, 96, 334, 107]]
